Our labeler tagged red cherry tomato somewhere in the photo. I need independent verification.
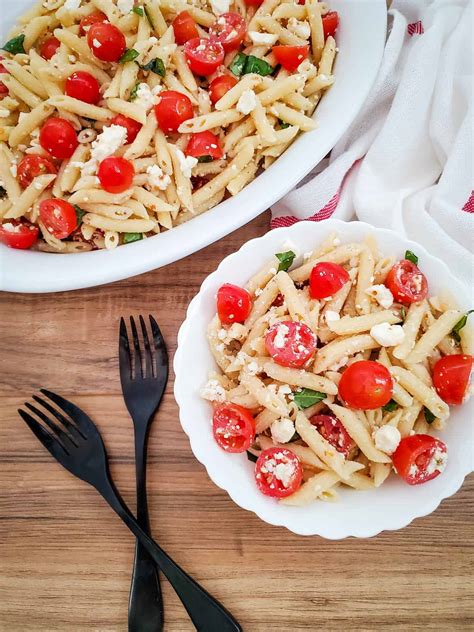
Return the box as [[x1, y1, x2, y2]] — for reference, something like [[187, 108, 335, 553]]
[[17, 155, 58, 189], [209, 74, 238, 104], [255, 447, 303, 498], [154, 90, 194, 133], [216, 283, 252, 325], [39, 199, 77, 239], [65, 71, 101, 104], [209, 13, 246, 53], [265, 320, 317, 368], [172, 11, 199, 45], [338, 361, 393, 410], [87, 22, 126, 62], [385, 259, 428, 304], [212, 403, 255, 453], [109, 114, 142, 144], [310, 414, 355, 457], [186, 131, 223, 160], [98, 157, 134, 194], [322, 11, 340, 39], [309, 262, 349, 299], [432, 354, 473, 405], [184, 37, 225, 76], [272, 45, 309, 72], [79, 11, 108, 35], [0, 220, 39, 249], [244, 0, 264, 5], [392, 435, 447, 485], [39, 36, 60, 60], [39, 117, 78, 160]]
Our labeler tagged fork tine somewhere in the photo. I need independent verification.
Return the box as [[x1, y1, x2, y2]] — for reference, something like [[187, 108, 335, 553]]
[[39, 389, 98, 438], [32, 394, 86, 441], [149, 315, 168, 375], [19, 409, 69, 457], [130, 316, 143, 380], [139, 315, 153, 379], [24, 402, 77, 448], [119, 316, 132, 383]]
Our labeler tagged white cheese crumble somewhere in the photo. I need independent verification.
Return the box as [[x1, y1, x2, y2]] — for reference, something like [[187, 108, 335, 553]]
[[370, 322, 405, 347], [0, 109, 10, 118], [10, 164, 17, 178], [273, 323, 289, 349], [135, 83, 160, 112], [325, 310, 340, 325], [248, 31, 278, 46], [175, 148, 198, 178], [426, 448, 448, 475], [236, 89, 258, 115], [117, 0, 134, 15], [247, 361, 259, 376], [201, 378, 226, 402], [271, 418, 295, 444], [287, 18, 311, 39], [64, 0, 81, 10], [146, 164, 171, 191], [90, 125, 127, 163], [92, 38, 101, 48], [365, 284, 394, 309], [373, 425, 401, 454], [412, 274, 423, 293], [210, 0, 230, 15], [274, 461, 295, 487]]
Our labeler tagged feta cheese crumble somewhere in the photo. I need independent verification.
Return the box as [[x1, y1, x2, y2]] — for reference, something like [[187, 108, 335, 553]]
[[365, 284, 394, 309], [271, 417, 295, 444], [135, 83, 160, 112], [325, 310, 340, 325], [146, 164, 171, 191], [236, 89, 258, 115], [287, 18, 311, 39], [426, 448, 448, 475], [370, 322, 405, 347], [210, 0, 230, 15], [90, 125, 127, 163], [117, 0, 134, 14], [373, 425, 401, 454], [175, 148, 198, 178], [273, 323, 289, 348], [248, 31, 278, 46], [201, 378, 226, 402], [64, 0, 81, 10]]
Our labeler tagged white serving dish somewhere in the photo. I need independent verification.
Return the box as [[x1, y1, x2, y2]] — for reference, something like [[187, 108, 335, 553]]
[[0, 1, 386, 293], [174, 219, 473, 537]]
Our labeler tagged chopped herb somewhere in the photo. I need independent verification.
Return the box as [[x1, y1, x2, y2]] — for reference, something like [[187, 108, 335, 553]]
[[400, 306, 406, 321], [140, 57, 165, 76], [424, 407, 436, 424], [197, 155, 213, 163], [246, 450, 258, 463], [123, 232, 143, 244], [275, 250, 296, 272], [132, 6, 144, 16], [294, 388, 326, 409], [119, 48, 139, 64], [2, 34, 26, 55], [144, 6, 154, 28], [229, 52, 247, 77], [130, 82, 140, 100], [278, 119, 290, 129], [73, 205, 86, 226], [405, 250, 418, 265], [243, 55, 274, 77], [382, 399, 399, 412], [451, 310, 474, 343]]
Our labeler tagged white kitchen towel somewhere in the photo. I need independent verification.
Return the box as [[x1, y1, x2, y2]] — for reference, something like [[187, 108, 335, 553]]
[[271, 0, 473, 289]]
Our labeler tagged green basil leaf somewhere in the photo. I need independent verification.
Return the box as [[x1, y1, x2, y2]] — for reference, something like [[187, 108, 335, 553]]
[[73, 205, 86, 226], [278, 119, 290, 129], [130, 82, 141, 100], [132, 6, 144, 16], [424, 407, 436, 424], [229, 52, 247, 77], [246, 450, 258, 463], [197, 155, 213, 163], [293, 388, 326, 409], [400, 306, 406, 321], [119, 48, 139, 64], [2, 34, 26, 55], [140, 57, 165, 76], [243, 55, 274, 77], [123, 232, 143, 244], [275, 250, 296, 272], [405, 250, 418, 265], [451, 309, 474, 343], [382, 399, 399, 412]]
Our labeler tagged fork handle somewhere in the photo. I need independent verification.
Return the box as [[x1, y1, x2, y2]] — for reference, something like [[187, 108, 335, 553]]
[[98, 478, 242, 632]]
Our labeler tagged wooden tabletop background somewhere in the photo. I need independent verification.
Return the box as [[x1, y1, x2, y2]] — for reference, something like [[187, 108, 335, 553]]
[[0, 211, 473, 631]]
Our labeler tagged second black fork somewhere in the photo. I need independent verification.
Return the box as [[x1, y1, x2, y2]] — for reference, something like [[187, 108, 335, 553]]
[[119, 315, 168, 632]]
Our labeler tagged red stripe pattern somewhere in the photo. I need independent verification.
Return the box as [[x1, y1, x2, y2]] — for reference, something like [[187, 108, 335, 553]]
[[461, 190, 474, 213], [270, 190, 340, 229], [407, 21, 424, 36]]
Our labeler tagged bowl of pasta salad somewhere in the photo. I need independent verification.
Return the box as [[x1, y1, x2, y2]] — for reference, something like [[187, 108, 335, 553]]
[[174, 219, 473, 537], [0, 0, 386, 292]]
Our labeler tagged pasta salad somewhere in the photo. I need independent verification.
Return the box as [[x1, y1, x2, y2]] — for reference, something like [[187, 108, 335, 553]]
[[201, 233, 473, 505], [0, 0, 338, 252]]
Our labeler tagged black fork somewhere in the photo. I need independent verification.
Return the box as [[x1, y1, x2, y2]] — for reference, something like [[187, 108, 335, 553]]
[[19, 391, 242, 632], [119, 316, 168, 632]]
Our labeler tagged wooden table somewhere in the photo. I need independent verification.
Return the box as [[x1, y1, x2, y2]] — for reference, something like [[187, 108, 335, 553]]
[[1, 211, 473, 631]]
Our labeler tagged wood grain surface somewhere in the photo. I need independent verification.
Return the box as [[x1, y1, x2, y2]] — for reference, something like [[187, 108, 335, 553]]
[[0, 211, 473, 632]]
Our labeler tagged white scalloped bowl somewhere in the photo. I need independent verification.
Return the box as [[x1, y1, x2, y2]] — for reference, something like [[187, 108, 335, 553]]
[[174, 220, 473, 537]]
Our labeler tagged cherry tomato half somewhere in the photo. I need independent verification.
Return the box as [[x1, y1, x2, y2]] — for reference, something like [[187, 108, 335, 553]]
[[79, 11, 108, 35], [212, 403, 255, 453], [310, 414, 355, 457], [265, 320, 317, 368], [338, 360, 393, 410], [39, 117, 78, 160], [272, 45, 309, 72], [255, 447, 303, 498], [392, 435, 447, 485], [184, 37, 225, 76], [309, 262, 349, 299], [432, 354, 473, 405], [322, 11, 340, 39], [39, 199, 77, 239], [244, 0, 264, 5], [87, 22, 126, 63], [216, 283, 252, 325], [17, 155, 58, 189], [109, 114, 142, 144], [39, 36, 60, 61], [186, 131, 223, 160], [65, 71, 101, 104], [154, 90, 194, 133], [209, 74, 238, 104], [209, 13, 246, 53], [172, 11, 199, 45], [98, 157, 134, 194], [385, 259, 428, 304], [0, 220, 39, 249], [0, 56, 8, 97]]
